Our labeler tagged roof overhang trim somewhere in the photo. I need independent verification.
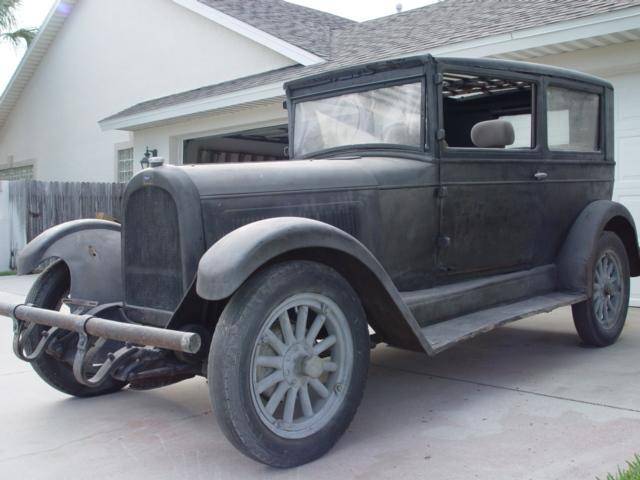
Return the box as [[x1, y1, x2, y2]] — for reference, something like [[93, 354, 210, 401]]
[[98, 81, 285, 131], [0, 0, 78, 130], [172, 0, 326, 67], [421, 4, 640, 58]]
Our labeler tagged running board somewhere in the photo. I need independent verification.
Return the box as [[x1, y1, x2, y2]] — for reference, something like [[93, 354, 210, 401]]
[[402, 265, 557, 328], [420, 291, 586, 354]]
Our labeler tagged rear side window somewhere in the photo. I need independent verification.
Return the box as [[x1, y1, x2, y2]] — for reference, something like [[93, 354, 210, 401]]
[[547, 86, 600, 152], [441, 72, 534, 150]]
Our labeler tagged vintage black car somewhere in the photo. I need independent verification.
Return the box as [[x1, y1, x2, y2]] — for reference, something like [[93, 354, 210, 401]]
[[2, 55, 638, 467]]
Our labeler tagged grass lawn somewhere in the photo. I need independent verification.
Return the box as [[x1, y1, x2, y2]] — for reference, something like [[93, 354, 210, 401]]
[[602, 455, 640, 480], [0, 271, 16, 276]]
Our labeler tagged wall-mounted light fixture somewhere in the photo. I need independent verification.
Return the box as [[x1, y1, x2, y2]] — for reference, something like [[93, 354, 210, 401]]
[[140, 147, 158, 169]]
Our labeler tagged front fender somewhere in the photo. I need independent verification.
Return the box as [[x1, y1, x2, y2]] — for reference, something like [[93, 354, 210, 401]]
[[18, 219, 122, 304], [557, 200, 640, 294], [196, 217, 433, 354], [197, 217, 383, 300]]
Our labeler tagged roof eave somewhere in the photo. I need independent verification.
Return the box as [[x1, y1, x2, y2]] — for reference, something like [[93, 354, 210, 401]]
[[98, 81, 286, 131], [419, 4, 640, 58], [172, 0, 326, 67], [0, 0, 78, 131]]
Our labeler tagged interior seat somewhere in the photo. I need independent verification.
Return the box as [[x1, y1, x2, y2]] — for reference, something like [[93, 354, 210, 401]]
[[470, 120, 515, 148]]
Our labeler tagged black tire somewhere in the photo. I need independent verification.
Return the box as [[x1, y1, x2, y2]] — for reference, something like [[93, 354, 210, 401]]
[[25, 260, 126, 397], [572, 231, 630, 347], [210, 261, 370, 468]]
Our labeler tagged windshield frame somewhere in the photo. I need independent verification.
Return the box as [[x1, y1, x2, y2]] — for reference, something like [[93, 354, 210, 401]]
[[288, 69, 429, 160]]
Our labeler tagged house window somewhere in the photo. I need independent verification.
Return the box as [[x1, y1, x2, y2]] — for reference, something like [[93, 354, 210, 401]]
[[547, 86, 600, 152], [117, 148, 134, 182], [0, 165, 34, 180]]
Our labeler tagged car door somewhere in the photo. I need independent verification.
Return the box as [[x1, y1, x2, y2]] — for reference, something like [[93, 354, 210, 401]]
[[536, 78, 612, 266], [435, 64, 545, 279]]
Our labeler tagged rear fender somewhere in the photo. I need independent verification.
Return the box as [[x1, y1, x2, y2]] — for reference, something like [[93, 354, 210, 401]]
[[557, 200, 640, 295], [196, 217, 433, 354], [17, 219, 122, 304]]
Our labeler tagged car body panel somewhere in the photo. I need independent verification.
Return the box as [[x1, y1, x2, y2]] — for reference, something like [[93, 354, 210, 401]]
[[13, 55, 637, 357]]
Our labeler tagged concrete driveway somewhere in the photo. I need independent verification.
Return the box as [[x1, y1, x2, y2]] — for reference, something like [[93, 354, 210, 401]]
[[1, 274, 640, 480]]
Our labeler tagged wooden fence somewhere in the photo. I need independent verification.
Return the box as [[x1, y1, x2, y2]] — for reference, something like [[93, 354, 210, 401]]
[[6, 180, 125, 269]]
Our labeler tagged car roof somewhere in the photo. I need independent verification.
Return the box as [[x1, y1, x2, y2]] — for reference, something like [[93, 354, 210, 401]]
[[284, 54, 612, 95], [438, 56, 612, 89]]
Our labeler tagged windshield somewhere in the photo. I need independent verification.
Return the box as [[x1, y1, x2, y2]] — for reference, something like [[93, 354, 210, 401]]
[[293, 82, 423, 157]]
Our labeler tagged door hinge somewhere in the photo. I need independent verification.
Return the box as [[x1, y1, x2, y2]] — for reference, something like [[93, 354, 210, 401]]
[[437, 234, 451, 249], [436, 129, 446, 141], [434, 73, 443, 85], [436, 186, 448, 198]]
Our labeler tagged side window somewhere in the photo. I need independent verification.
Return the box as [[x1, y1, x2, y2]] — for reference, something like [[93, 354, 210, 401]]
[[0, 164, 34, 180], [442, 72, 534, 149], [547, 86, 600, 152], [117, 147, 134, 183]]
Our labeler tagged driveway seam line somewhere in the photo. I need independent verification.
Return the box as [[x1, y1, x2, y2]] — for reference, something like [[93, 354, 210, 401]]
[[371, 362, 640, 414], [0, 410, 211, 463]]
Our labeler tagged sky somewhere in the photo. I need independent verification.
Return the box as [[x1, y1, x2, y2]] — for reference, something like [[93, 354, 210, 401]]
[[0, 0, 438, 93]]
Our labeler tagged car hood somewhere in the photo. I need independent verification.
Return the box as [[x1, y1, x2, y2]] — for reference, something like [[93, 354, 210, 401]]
[[177, 158, 379, 197]]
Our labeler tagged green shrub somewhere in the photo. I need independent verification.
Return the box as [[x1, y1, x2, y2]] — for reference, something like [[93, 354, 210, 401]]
[[601, 455, 640, 480]]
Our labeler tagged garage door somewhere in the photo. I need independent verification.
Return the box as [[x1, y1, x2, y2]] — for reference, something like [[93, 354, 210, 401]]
[[183, 125, 289, 165], [609, 71, 640, 306]]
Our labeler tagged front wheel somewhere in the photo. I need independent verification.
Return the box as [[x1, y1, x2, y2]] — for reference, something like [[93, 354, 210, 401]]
[[25, 260, 126, 397], [572, 231, 630, 347], [209, 261, 370, 468]]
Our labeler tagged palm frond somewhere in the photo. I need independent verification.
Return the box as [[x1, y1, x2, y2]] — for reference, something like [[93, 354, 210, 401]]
[[0, 0, 22, 33], [2, 26, 37, 46]]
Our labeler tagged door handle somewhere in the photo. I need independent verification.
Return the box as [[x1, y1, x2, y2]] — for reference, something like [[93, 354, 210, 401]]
[[533, 171, 548, 181]]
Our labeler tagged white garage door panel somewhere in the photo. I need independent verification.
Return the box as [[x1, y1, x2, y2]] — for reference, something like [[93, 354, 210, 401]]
[[618, 193, 640, 306], [609, 71, 640, 306], [617, 136, 640, 183]]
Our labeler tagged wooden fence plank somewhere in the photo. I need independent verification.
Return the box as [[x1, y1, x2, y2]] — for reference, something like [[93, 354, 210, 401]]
[[8, 180, 125, 259]]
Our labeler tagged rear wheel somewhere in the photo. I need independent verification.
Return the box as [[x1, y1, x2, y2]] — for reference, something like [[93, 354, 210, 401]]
[[25, 260, 126, 397], [210, 261, 370, 468], [572, 231, 630, 347]]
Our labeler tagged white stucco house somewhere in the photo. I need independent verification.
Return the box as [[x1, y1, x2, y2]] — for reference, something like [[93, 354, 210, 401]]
[[0, 0, 640, 274], [1, 0, 639, 185]]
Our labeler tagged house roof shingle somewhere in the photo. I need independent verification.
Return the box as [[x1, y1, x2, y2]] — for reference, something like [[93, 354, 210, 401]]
[[197, 0, 355, 58], [102, 0, 640, 126], [331, 0, 640, 63]]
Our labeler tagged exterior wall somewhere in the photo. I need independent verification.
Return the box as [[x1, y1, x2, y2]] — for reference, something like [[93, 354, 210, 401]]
[[0, 0, 294, 182], [0, 182, 9, 271], [525, 41, 640, 79]]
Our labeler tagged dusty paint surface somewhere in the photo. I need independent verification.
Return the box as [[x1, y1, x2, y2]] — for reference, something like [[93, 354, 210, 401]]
[[0, 275, 639, 479]]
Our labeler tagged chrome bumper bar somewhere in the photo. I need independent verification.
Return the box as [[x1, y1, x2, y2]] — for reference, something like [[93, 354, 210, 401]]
[[0, 300, 201, 354]]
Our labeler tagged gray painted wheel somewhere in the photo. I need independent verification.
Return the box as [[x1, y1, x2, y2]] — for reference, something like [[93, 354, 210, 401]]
[[250, 293, 354, 439], [210, 261, 370, 468], [573, 231, 630, 347], [592, 250, 624, 330]]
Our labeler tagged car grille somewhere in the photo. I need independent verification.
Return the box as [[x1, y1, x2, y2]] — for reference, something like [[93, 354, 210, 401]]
[[124, 186, 183, 311]]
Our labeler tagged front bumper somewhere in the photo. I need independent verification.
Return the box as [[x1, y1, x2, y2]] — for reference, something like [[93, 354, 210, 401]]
[[0, 300, 201, 387]]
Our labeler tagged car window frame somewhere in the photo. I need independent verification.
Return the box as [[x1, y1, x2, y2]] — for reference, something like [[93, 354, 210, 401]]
[[541, 77, 606, 163], [288, 64, 429, 160], [436, 64, 543, 163]]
